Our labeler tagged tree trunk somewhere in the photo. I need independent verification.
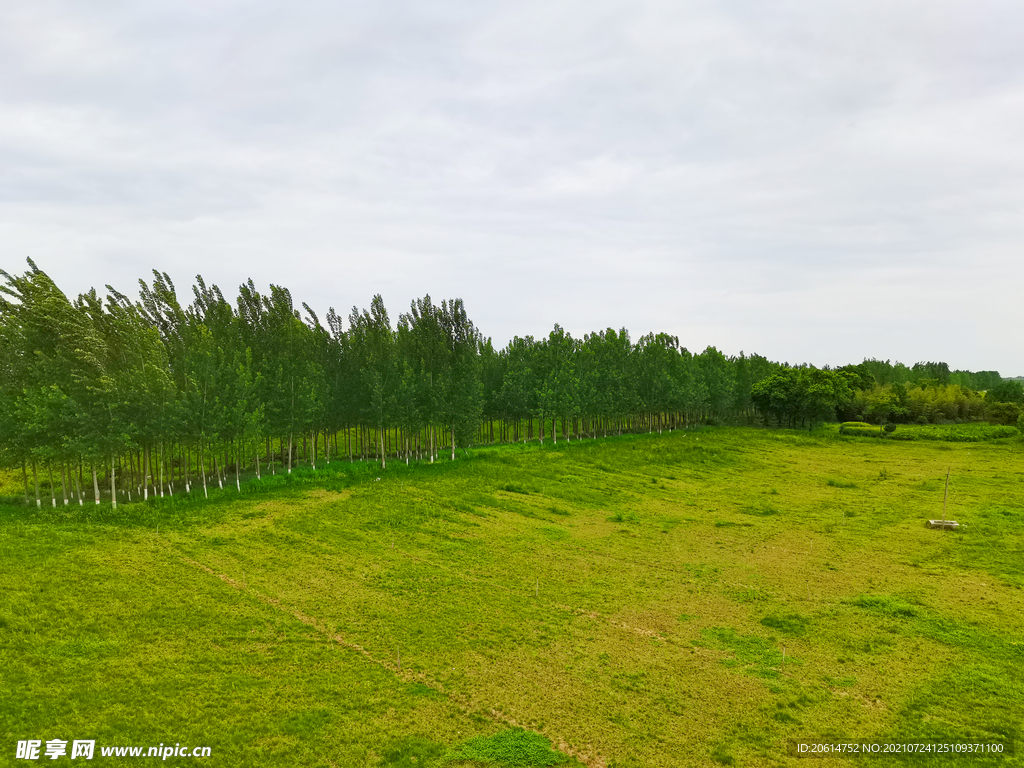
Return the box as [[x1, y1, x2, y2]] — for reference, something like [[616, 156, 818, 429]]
[[146, 444, 153, 498], [31, 461, 40, 508], [109, 456, 117, 510], [287, 430, 293, 474], [22, 459, 29, 506], [200, 443, 208, 499], [451, 422, 456, 461], [93, 465, 100, 505], [138, 449, 144, 497]]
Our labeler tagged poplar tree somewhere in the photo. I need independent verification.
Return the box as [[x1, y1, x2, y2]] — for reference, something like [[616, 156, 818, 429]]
[[349, 296, 397, 468], [436, 298, 483, 458], [399, 296, 448, 462], [635, 333, 679, 433], [497, 336, 539, 443]]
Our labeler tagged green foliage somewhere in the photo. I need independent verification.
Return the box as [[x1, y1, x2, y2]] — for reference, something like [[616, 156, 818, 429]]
[[986, 379, 1024, 405], [885, 424, 1018, 442], [839, 422, 882, 437], [986, 400, 1022, 426], [837, 362, 875, 390], [838, 421, 1018, 442], [751, 367, 853, 428], [848, 381, 987, 425]]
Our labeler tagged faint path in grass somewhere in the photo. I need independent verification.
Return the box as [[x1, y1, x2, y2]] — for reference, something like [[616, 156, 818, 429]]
[[174, 550, 606, 768]]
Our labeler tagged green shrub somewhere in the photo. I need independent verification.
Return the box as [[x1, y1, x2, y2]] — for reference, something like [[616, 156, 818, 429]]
[[986, 401, 1021, 426], [839, 422, 882, 437], [887, 424, 1019, 442]]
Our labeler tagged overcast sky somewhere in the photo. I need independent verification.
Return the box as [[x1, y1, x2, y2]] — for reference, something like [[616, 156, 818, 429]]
[[3, 1, 1022, 374]]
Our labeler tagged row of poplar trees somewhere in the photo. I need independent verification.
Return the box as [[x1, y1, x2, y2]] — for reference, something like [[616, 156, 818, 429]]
[[0, 260, 780, 507]]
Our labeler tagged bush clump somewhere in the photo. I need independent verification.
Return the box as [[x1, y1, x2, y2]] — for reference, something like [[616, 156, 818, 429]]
[[887, 424, 1019, 442], [839, 422, 883, 437]]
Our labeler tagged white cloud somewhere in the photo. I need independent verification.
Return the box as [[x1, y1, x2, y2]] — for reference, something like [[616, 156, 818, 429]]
[[1, 0, 1022, 373]]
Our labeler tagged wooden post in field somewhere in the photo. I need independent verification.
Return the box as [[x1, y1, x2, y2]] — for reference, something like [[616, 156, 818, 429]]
[[927, 467, 959, 530], [943, 467, 950, 525]]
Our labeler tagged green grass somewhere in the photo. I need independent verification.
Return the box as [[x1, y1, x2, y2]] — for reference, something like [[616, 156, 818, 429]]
[[2, 426, 1023, 766], [443, 728, 577, 766]]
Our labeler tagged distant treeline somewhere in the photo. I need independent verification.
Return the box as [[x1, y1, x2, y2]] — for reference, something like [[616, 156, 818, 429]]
[[1, 261, 1019, 507], [751, 363, 1022, 430]]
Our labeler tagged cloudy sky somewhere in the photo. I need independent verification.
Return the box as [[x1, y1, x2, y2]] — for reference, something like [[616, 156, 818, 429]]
[[3, 1, 1022, 374]]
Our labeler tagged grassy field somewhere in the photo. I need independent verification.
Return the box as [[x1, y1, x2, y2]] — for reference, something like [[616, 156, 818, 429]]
[[1, 426, 1022, 766]]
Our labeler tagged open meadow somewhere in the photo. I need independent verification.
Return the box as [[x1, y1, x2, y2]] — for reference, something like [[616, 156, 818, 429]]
[[2, 426, 1022, 767]]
